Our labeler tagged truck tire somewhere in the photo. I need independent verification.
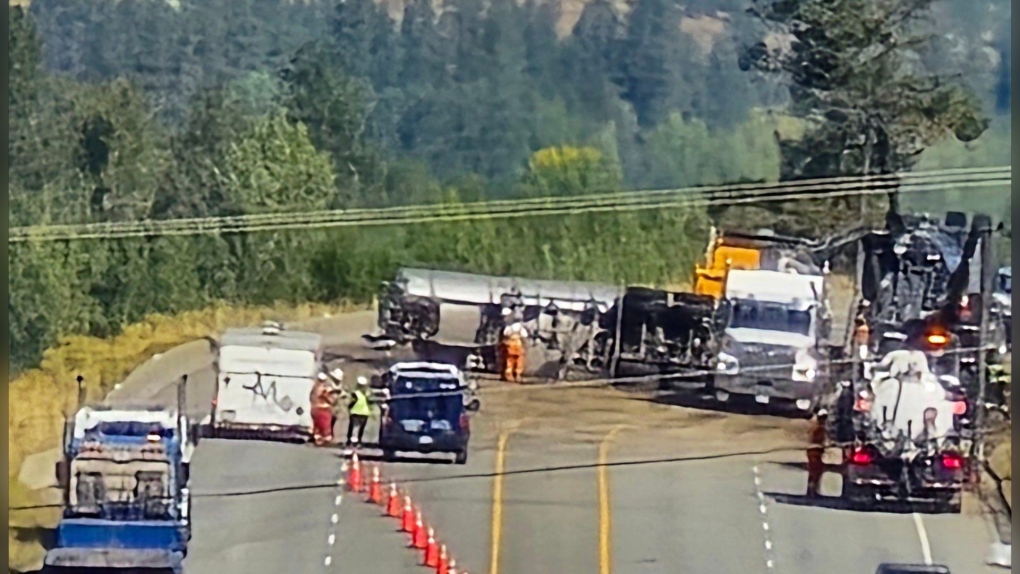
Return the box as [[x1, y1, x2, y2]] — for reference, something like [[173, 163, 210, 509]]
[[935, 491, 962, 514], [454, 449, 468, 465], [842, 482, 877, 508], [381, 448, 396, 462]]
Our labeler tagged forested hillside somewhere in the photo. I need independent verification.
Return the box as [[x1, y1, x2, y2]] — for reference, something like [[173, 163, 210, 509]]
[[8, 0, 1012, 374]]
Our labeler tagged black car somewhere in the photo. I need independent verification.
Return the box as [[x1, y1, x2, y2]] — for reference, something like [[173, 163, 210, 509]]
[[377, 362, 479, 464]]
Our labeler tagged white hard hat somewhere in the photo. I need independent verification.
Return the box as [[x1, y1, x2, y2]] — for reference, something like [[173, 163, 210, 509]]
[[317, 372, 328, 381], [357, 376, 369, 386], [501, 307, 513, 316], [331, 368, 344, 381], [816, 409, 829, 418]]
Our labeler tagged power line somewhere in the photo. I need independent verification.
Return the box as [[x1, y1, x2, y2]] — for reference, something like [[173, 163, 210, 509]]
[[9, 166, 1010, 243]]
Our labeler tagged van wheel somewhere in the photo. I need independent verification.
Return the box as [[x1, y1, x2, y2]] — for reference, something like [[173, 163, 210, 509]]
[[454, 450, 468, 465], [381, 449, 396, 462]]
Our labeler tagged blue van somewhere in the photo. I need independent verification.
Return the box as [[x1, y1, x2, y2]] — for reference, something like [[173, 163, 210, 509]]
[[377, 362, 479, 464]]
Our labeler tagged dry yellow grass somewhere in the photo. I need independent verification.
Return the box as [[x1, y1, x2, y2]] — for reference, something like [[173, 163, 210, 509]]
[[8, 300, 365, 571]]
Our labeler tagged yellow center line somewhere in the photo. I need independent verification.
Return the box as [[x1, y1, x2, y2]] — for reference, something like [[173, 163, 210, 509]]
[[490, 420, 523, 574], [598, 425, 627, 574]]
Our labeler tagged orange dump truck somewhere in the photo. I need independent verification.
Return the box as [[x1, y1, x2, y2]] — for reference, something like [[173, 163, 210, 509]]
[[693, 228, 764, 299]]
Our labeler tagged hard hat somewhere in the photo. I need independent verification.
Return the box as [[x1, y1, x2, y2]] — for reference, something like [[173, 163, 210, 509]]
[[816, 409, 829, 418], [357, 376, 369, 386], [501, 307, 513, 316], [331, 368, 344, 381], [317, 372, 328, 381]]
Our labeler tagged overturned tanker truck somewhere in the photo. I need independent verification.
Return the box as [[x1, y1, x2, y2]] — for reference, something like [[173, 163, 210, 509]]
[[365, 267, 623, 373]]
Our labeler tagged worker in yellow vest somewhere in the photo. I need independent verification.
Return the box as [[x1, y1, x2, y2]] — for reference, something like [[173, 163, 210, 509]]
[[345, 377, 373, 448]]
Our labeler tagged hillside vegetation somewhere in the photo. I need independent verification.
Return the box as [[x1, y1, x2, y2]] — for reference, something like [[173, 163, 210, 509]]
[[9, 0, 1011, 377]]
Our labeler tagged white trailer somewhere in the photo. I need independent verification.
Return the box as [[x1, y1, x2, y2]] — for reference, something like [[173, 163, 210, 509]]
[[210, 324, 323, 442]]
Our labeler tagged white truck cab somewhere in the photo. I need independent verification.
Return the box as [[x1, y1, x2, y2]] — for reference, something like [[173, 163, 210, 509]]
[[712, 268, 829, 411]]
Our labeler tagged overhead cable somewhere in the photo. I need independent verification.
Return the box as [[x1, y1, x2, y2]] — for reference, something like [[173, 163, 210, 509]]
[[9, 166, 1010, 243]]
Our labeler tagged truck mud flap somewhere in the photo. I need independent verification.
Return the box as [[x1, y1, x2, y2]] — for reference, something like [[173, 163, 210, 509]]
[[45, 548, 183, 571]]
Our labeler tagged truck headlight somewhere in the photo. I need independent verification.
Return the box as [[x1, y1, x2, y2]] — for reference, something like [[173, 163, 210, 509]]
[[716, 353, 739, 374], [792, 366, 816, 382]]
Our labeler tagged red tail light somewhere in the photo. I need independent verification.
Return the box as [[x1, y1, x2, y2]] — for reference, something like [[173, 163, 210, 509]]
[[950, 401, 967, 415], [941, 452, 964, 470], [459, 413, 469, 432], [850, 447, 874, 465]]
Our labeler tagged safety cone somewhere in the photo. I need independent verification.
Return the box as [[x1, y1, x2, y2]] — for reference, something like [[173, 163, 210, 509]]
[[447, 558, 458, 574], [400, 498, 415, 533], [412, 514, 427, 549], [347, 452, 363, 492], [367, 466, 382, 504], [436, 545, 449, 574], [385, 483, 401, 517], [423, 528, 439, 566]]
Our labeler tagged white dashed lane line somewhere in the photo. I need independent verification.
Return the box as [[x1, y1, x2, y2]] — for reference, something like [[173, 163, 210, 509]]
[[324, 460, 348, 569], [753, 464, 777, 571]]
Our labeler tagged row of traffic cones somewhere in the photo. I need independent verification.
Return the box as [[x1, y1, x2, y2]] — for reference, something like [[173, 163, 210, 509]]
[[346, 453, 466, 574]]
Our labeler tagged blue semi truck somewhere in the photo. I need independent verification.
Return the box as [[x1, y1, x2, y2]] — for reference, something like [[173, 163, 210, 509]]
[[45, 376, 197, 573]]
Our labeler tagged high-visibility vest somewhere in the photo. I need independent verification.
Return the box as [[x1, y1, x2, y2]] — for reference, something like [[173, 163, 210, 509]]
[[505, 335, 524, 355], [350, 390, 372, 417]]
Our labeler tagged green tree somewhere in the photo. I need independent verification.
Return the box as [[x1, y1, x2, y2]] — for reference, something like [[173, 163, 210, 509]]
[[615, 0, 694, 128], [222, 111, 336, 213], [70, 79, 172, 223], [741, 0, 989, 180], [739, 0, 990, 238], [282, 43, 383, 205], [218, 112, 339, 303]]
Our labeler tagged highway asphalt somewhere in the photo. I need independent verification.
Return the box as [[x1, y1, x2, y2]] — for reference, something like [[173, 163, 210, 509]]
[[105, 307, 1004, 574]]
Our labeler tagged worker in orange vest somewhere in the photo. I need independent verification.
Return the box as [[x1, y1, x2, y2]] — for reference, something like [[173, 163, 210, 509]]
[[310, 373, 339, 446], [806, 409, 828, 497], [501, 322, 528, 383]]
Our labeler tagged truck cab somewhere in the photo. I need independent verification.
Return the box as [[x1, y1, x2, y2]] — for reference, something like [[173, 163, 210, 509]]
[[710, 268, 831, 412], [377, 362, 480, 464], [46, 404, 194, 573]]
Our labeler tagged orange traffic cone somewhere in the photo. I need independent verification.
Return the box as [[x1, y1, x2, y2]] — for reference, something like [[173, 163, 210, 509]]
[[385, 483, 401, 517], [347, 453, 363, 492], [436, 545, 449, 574], [367, 466, 382, 504], [447, 558, 458, 574], [400, 498, 415, 533], [423, 528, 439, 565], [412, 514, 427, 549]]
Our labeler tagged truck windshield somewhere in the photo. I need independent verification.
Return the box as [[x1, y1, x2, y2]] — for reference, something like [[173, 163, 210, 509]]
[[730, 300, 812, 336]]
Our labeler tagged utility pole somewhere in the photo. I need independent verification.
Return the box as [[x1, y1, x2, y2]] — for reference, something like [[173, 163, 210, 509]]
[[973, 217, 995, 464]]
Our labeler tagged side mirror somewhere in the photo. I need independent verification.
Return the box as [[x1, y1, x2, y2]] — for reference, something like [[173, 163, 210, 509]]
[[465, 399, 481, 413]]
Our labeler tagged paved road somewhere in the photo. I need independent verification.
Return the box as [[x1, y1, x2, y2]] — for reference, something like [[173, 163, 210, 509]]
[[104, 307, 1004, 574]]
